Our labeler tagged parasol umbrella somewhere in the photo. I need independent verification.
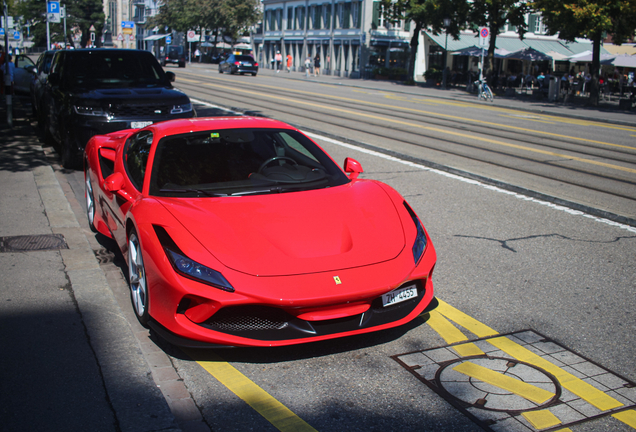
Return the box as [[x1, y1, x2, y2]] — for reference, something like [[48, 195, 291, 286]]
[[611, 54, 636, 68], [452, 46, 510, 58], [504, 47, 552, 61]]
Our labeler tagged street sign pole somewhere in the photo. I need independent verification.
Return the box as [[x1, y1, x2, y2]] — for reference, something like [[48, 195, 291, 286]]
[[46, 7, 50, 50], [478, 27, 489, 81], [4, 0, 12, 127]]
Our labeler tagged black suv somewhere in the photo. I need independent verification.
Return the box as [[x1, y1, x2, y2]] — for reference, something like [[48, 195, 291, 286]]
[[43, 49, 194, 168], [161, 45, 186, 68]]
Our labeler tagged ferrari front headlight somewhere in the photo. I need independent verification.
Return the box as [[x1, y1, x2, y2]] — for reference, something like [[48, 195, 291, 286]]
[[404, 202, 427, 264], [166, 249, 234, 292]]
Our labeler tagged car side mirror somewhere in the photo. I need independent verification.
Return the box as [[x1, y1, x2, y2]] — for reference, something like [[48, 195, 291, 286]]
[[344, 157, 363, 180], [26, 65, 37, 75], [166, 71, 176, 83], [104, 172, 125, 192]]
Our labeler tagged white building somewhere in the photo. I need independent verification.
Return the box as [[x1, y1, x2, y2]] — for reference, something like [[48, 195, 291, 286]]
[[254, 0, 413, 78]]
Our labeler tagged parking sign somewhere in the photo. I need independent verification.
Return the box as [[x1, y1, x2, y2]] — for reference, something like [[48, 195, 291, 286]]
[[47, 1, 60, 13], [48, 1, 61, 23]]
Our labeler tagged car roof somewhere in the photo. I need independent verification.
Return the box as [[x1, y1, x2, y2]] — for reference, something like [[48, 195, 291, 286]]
[[149, 116, 297, 137]]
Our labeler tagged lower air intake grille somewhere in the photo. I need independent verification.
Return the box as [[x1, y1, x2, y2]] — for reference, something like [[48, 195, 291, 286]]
[[204, 306, 291, 332]]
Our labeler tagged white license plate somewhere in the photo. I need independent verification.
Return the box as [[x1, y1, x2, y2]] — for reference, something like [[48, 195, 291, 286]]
[[131, 121, 153, 129], [382, 284, 418, 307]]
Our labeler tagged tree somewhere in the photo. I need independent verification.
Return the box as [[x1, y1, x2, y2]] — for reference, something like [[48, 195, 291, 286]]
[[381, 0, 470, 81], [16, 0, 104, 48], [149, 0, 260, 49], [469, 0, 529, 78], [531, 0, 636, 105]]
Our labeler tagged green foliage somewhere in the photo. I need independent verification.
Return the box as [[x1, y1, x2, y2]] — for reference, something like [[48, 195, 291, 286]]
[[149, 0, 261, 43], [470, 0, 529, 74], [15, 0, 104, 48], [531, 0, 636, 44], [424, 67, 442, 82]]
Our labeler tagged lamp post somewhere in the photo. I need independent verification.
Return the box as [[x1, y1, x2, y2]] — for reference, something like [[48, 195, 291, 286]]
[[442, 16, 451, 89]]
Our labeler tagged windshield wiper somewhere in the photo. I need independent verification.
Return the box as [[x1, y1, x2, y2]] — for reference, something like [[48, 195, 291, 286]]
[[159, 188, 227, 197]]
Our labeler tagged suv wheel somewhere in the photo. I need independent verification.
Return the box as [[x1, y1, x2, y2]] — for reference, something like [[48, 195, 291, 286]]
[[61, 135, 81, 170]]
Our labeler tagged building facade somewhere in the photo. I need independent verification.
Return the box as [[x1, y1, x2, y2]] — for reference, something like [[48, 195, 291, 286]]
[[104, 0, 161, 50], [254, 0, 412, 78]]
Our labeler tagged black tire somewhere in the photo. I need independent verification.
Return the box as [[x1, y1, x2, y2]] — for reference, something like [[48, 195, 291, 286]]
[[252, 73, 257, 77], [61, 135, 81, 170], [128, 228, 150, 327], [219, 67, 223, 73], [85, 169, 97, 232]]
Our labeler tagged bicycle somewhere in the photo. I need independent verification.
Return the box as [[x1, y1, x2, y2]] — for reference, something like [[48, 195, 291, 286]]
[[475, 79, 494, 102]]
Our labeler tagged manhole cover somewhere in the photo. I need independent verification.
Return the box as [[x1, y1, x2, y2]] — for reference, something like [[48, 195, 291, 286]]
[[0, 234, 68, 252], [436, 356, 560, 412], [393, 330, 636, 431]]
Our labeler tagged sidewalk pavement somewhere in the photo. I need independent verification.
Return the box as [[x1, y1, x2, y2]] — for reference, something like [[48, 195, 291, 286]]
[[0, 96, 188, 432], [212, 63, 636, 127]]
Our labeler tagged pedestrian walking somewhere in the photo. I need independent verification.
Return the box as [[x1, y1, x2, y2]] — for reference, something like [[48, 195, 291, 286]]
[[286, 53, 293, 73], [314, 54, 321, 77], [275, 51, 282, 73], [304, 56, 311, 78]]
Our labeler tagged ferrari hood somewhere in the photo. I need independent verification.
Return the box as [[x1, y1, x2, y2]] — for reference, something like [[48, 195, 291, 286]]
[[158, 181, 406, 276]]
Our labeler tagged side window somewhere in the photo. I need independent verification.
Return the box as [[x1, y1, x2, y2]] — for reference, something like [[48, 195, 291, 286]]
[[125, 130, 153, 191]]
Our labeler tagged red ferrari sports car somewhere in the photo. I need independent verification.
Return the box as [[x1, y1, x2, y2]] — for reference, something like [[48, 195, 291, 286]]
[[84, 117, 437, 347]]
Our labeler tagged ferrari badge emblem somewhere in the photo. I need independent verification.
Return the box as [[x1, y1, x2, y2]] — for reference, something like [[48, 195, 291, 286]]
[[334, 276, 342, 285]]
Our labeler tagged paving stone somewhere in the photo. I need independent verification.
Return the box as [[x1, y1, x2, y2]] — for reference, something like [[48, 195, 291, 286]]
[[571, 361, 611, 377], [490, 416, 532, 432], [513, 331, 544, 344], [424, 347, 459, 363], [398, 352, 429, 367], [592, 373, 630, 390], [530, 341, 564, 355], [548, 350, 586, 365]]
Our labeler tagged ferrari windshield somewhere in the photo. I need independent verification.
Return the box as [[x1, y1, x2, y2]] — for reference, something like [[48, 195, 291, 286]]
[[150, 128, 350, 197]]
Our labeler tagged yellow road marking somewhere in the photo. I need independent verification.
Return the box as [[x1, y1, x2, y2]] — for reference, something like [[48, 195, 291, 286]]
[[197, 81, 636, 174], [453, 342, 486, 357], [185, 350, 317, 432], [425, 310, 469, 344], [435, 299, 499, 338], [613, 410, 636, 428], [453, 361, 555, 404], [182, 72, 636, 140], [522, 409, 562, 429], [487, 336, 624, 411], [500, 114, 556, 125]]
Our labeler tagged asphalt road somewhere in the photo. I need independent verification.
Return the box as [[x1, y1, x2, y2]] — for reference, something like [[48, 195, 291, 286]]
[[54, 70, 636, 432], [173, 65, 636, 225]]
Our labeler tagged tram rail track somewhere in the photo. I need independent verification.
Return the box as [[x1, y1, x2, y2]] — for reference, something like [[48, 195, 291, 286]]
[[173, 72, 636, 224]]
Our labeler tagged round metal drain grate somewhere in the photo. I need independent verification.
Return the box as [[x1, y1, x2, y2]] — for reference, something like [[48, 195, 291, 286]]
[[435, 356, 561, 413], [0, 234, 68, 252]]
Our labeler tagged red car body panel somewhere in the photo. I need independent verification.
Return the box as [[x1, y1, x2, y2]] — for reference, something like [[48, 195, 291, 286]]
[[157, 181, 405, 276], [84, 117, 437, 347]]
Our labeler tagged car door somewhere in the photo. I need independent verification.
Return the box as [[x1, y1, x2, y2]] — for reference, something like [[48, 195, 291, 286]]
[[103, 130, 154, 250], [14, 55, 36, 94]]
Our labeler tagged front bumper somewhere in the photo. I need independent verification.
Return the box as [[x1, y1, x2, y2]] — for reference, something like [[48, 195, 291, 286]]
[[141, 222, 437, 347]]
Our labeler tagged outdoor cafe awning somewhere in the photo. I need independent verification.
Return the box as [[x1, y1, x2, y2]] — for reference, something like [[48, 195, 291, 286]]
[[143, 34, 169, 41]]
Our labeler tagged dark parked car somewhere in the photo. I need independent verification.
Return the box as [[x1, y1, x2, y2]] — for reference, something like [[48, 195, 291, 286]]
[[42, 48, 194, 168], [161, 45, 186, 68], [31, 50, 55, 124], [219, 54, 258, 76]]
